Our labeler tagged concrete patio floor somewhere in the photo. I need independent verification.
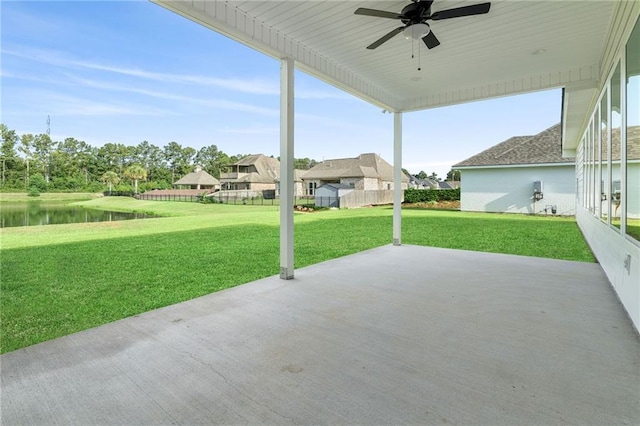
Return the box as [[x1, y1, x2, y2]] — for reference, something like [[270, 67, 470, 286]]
[[1, 244, 639, 425]]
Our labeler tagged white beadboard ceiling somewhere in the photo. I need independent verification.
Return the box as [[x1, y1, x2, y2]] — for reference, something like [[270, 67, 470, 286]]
[[152, 0, 619, 151]]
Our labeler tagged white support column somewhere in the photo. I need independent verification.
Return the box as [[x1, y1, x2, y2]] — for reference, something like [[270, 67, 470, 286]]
[[393, 112, 403, 246], [280, 58, 295, 279]]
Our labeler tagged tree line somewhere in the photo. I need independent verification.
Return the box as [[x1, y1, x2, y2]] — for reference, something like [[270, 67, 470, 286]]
[[0, 123, 319, 193]]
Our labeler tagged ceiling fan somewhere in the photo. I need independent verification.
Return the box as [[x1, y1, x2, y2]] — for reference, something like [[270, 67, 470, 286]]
[[354, 0, 491, 50]]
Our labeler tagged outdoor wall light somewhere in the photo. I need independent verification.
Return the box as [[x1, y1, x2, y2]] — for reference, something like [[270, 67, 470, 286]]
[[533, 180, 543, 202]]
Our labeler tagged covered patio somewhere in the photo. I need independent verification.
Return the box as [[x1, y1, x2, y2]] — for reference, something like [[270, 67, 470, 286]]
[[139, 2, 639, 336], [2, 2, 639, 424], [2, 245, 639, 424]]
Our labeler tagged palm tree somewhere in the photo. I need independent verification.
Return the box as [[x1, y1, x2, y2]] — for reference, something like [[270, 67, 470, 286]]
[[124, 164, 147, 194], [100, 171, 120, 193]]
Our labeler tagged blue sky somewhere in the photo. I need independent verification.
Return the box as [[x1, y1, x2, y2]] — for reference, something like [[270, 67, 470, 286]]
[[1, 1, 562, 179]]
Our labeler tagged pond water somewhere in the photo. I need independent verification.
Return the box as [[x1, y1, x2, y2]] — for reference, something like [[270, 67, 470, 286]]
[[0, 202, 153, 228]]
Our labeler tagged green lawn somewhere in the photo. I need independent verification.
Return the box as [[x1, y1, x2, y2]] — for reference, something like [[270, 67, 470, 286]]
[[0, 198, 595, 353], [0, 192, 102, 203]]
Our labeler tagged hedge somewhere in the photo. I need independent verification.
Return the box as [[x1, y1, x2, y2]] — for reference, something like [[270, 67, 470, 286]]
[[404, 188, 460, 203]]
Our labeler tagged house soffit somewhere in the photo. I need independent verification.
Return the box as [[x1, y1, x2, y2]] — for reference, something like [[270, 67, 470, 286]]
[[152, 0, 621, 151], [152, 1, 614, 109]]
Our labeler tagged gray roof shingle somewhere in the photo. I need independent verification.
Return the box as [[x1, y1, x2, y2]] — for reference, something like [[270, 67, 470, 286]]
[[453, 124, 572, 168], [174, 169, 220, 186], [303, 153, 408, 182]]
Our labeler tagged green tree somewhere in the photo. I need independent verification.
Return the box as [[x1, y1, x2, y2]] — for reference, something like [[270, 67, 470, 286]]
[[96, 143, 132, 176], [0, 124, 19, 186], [446, 169, 461, 182], [195, 144, 229, 178], [100, 171, 121, 192], [163, 142, 195, 182], [52, 137, 93, 183], [416, 170, 428, 180], [134, 141, 164, 182], [32, 133, 54, 182], [294, 157, 318, 170], [123, 164, 147, 194], [18, 134, 34, 188]]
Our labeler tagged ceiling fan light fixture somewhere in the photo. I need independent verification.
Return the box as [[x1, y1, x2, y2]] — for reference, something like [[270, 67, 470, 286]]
[[404, 23, 430, 40]]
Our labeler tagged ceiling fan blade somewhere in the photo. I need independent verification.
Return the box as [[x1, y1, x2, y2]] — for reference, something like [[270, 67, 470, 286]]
[[367, 26, 405, 50], [422, 31, 440, 49], [354, 8, 403, 20], [430, 2, 491, 20]]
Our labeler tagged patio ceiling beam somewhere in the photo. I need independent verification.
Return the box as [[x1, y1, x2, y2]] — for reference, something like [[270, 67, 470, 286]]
[[280, 57, 295, 280]]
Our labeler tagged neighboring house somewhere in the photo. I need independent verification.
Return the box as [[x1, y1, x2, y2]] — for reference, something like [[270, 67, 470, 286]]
[[453, 124, 575, 215], [407, 176, 459, 190], [275, 169, 307, 197], [408, 175, 439, 189], [302, 153, 408, 195], [220, 154, 280, 192], [438, 181, 460, 190], [173, 166, 220, 191]]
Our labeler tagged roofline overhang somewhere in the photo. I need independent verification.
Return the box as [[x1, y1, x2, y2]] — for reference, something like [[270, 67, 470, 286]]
[[455, 162, 575, 171], [150, 0, 401, 111]]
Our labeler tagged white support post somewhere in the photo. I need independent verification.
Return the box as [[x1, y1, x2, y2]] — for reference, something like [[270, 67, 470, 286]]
[[280, 58, 295, 279], [393, 112, 403, 246]]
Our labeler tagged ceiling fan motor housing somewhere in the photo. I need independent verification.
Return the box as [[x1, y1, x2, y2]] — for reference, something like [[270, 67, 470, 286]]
[[400, 1, 434, 25]]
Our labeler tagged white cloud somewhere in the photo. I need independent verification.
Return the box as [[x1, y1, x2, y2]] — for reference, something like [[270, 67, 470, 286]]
[[13, 89, 178, 117], [2, 47, 280, 95], [61, 75, 280, 116], [217, 126, 279, 135]]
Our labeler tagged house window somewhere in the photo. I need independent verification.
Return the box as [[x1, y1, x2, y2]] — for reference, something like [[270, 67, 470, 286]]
[[591, 111, 602, 217], [611, 61, 622, 230], [626, 17, 640, 243], [600, 88, 609, 223], [577, 138, 584, 207], [307, 182, 317, 196], [589, 117, 596, 214]]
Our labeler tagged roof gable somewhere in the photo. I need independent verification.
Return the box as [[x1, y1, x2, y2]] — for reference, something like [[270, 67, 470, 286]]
[[174, 169, 220, 186], [303, 153, 407, 181], [226, 154, 281, 183]]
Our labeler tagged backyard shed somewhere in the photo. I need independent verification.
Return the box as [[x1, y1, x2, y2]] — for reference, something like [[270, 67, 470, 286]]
[[314, 183, 353, 208]]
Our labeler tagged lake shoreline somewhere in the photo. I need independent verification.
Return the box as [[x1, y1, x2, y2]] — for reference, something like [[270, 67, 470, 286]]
[[0, 192, 103, 203]]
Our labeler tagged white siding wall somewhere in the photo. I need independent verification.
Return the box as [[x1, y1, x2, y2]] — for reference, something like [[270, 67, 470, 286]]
[[577, 210, 640, 329], [575, 2, 640, 332], [460, 165, 575, 215]]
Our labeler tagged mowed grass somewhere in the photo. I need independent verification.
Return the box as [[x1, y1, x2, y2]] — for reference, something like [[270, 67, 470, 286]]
[[0, 198, 595, 353], [0, 192, 102, 203]]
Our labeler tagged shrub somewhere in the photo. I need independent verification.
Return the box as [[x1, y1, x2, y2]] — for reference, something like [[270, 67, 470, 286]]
[[83, 182, 104, 193], [198, 193, 216, 204], [28, 174, 47, 192], [104, 191, 134, 197], [404, 188, 460, 203], [27, 186, 41, 197], [50, 176, 85, 191]]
